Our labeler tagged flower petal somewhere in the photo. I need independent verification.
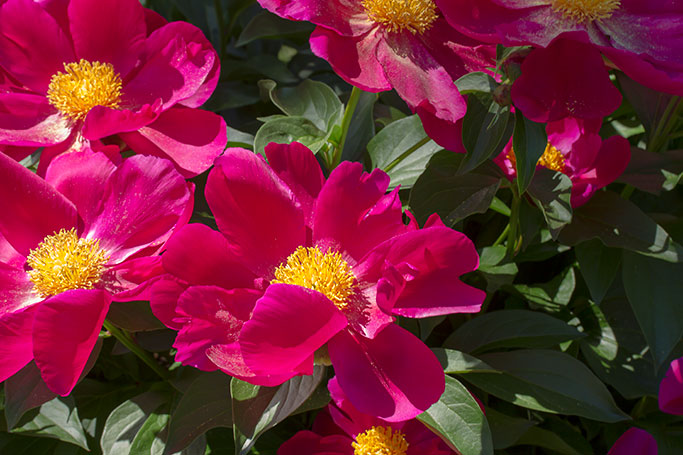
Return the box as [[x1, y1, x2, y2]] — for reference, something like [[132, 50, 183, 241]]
[[0, 93, 72, 147], [206, 342, 299, 387], [328, 324, 445, 421], [149, 277, 186, 330], [0, 305, 37, 383], [0, 151, 77, 256], [608, 428, 657, 455], [259, 0, 371, 37], [278, 431, 352, 455], [659, 357, 683, 415], [81, 103, 160, 140], [240, 283, 347, 376], [33, 289, 110, 395]]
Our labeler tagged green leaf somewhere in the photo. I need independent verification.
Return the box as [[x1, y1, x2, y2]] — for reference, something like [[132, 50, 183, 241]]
[[440, 349, 629, 422], [165, 372, 233, 454], [477, 246, 518, 292], [575, 239, 621, 304], [129, 410, 170, 455], [484, 408, 536, 450], [107, 301, 165, 332], [236, 11, 313, 47], [100, 390, 170, 455], [445, 309, 584, 353], [226, 126, 255, 149], [461, 94, 513, 173], [417, 376, 494, 455], [513, 111, 547, 194], [618, 148, 683, 195], [557, 190, 683, 262], [231, 367, 324, 455], [342, 90, 377, 163], [409, 151, 502, 225], [368, 115, 442, 189], [12, 397, 89, 450], [527, 167, 573, 238], [513, 267, 576, 310], [516, 425, 588, 455], [622, 251, 683, 368], [253, 116, 327, 157], [4, 362, 57, 430], [455, 72, 499, 94]]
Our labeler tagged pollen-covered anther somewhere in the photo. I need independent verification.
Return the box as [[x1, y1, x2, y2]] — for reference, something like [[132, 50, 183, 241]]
[[352, 426, 409, 455], [272, 246, 356, 310], [538, 143, 567, 173], [552, 0, 621, 23], [362, 0, 438, 34], [27, 228, 110, 298], [47, 59, 123, 120]]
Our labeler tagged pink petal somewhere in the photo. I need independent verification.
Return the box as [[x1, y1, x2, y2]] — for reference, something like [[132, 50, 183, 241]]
[[174, 286, 262, 372], [33, 289, 110, 395], [265, 142, 325, 226], [0, 151, 77, 256], [161, 223, 257, 290], [240, 283, 347, 376], [144, 8, 167, 34], [206, 148, 306, 277], [119, 107, 227, 178], [68, 0, 145, 77], [435, 0, 526, 44], [603, 47, 683, 97], [278, 431, 353, 455], [81, 103, 160, 140], [309, 27, 392, 92], [659, 357, 683, 415], [608, 428, 657, 455], [206, 342, 299, 387], [104, 255, 166, 300], [0, 0, 75, 93], [259, 0, 372, 37], [149, 277, 186, 330], [0, 232, 24, 266], [328, 324, 445, 421], [0, 305, 37, 383], [44, 150, 116, 228], [0, 93, 72, 147], [84, 155, 191, 263], [571, 136, 631, 207]]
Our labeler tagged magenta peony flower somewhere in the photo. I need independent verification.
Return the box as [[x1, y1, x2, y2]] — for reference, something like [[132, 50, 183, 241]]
[[152, 142, 485, 421], [0, 0, 226, 176], [494, 116, 630, 206], [435, 0, 683, 96], [278, 379, 455, 455], [0, 150, 193, 395], [256, 0, 495, 151], [608, 428, 657, 455], [659, 357, 683, 415]]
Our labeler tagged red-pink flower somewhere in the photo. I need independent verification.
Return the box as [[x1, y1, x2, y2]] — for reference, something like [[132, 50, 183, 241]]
[[659, 357, 683, 415], [152, 142, 485, 421], [0, 150, 192, 395], [495, 116, 630, 206], [0, 0, 226, 176], [256, 0, 495, 151], [278, 379, 455, 455], [608, 428, 657, 455], [435, 0, 683, 96]]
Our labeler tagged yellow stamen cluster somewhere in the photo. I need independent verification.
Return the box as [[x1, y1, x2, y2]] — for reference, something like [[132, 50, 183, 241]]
[[552, 0, 621, 24], [352, 426, 409, 455], [506, 143, 567, 174], [272, 246, 356, 309], [362, 0, 438, 34], [26, 228, 109, 298], [47, 59, 122, 120]]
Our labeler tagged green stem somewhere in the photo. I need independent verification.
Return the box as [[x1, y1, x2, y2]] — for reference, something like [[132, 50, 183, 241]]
[[492, 224, 510, 247], [506, 186, 521, 257], [620, 184, 635, 200], [648, 96, 681, 153], [103, 320, 169, 380], [383, 136, 432, 173], [332, 86, 362, 168]]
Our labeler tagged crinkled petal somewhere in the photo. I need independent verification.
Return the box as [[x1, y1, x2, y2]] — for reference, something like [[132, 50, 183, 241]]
[[104, 255, 166, 300], [328, 324, 445, 421], [258, 0, 372, 36], [278, 431, 352, 455], [82, 103, 160, 140], [608, 428, 658, 455], [240, 283, 347, 376], [206, 342, 299, 387], [119, 107, 227, 178], [33, 289, 110, 395], [603, 47, 683, 97], [0, 305, 37, 383], [0, 93, 72, 147], [659, 357, 683, 415], [206, 148, 306, 277], [0, 151, 77, 256]]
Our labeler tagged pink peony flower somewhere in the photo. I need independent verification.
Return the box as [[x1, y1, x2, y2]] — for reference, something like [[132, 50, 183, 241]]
[[0, 150, 193, 395], [435, 0, 683, 96], [659, 357, 683, 415], [495, 116, 630, 206], [278, 379, 455, 455], [256, 0, 495, 151], [0, 0, 226, 176], [608, 428, 657, 455], [152, 142, 485, 421]]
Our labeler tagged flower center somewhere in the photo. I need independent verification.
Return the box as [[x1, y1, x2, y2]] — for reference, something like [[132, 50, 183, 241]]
[[27, 228, 110, 298], [506, 143, 566, 174], [362, 0, 438, 34], [552, 0, 620, 23], [272, 246, 356, 310], [352, 426, 409, 455], [47, 59, 123, 120]]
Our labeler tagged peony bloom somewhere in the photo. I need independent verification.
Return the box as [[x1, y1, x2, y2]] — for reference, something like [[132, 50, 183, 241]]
[[435, 0, 683, 96], [152, 142, 485, 421], [608, 428, 657, 455], [256, 0, 495, 151], [0, 0, 226, 176], [0, 150, 192, 395], [659, 357, 683, 415], [278, 379, 455, 455], [494, 116, 630, 206]]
